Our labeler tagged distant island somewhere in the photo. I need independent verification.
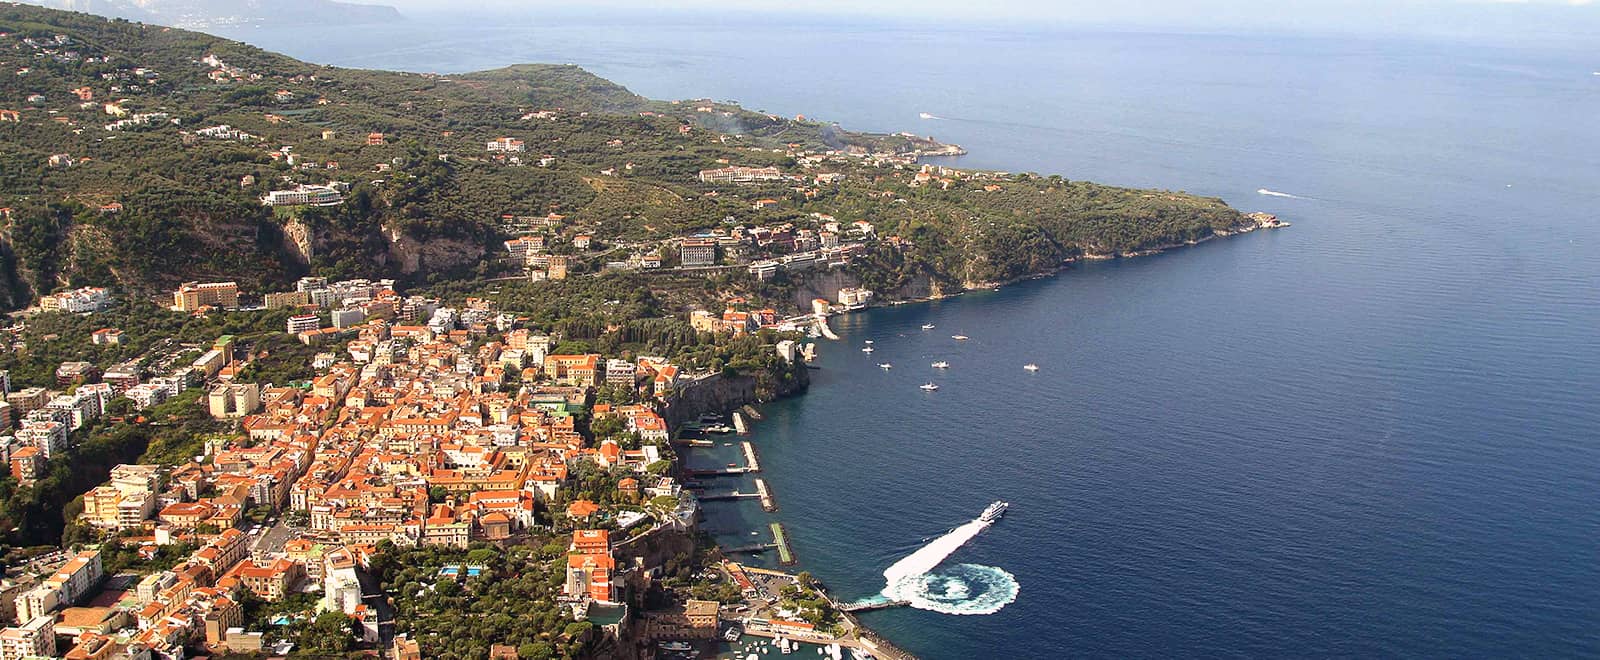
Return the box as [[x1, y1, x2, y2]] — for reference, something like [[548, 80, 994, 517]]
[[29, 0, 403, 28]]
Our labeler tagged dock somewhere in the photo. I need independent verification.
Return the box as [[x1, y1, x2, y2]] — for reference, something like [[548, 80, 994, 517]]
[[741, 441, 761, 473], [754, 478, 776, 512], [687, 467, 753, 477], [698, 490, 761, 501], [839, 599, 911, 613], [733, 412, 749, 434], [770, 522, 796, 565]]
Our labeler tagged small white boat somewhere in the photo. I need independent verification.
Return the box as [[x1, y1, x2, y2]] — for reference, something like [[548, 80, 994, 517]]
[[861, 346, 874, 353], [951, 335, 969, 341], [931, 361, 950, 369], [1023, 363, 1039, 371], [864, 340, 874, 344], [920, 382, 939, 391], [878, 363, 892, 370], [921, 323, 936, 330]]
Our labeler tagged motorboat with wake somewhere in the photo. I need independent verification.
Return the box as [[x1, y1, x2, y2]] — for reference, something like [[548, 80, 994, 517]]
[[980, 500, 1009, 522]]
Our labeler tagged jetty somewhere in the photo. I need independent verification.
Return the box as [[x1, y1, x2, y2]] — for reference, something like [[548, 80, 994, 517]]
[[770, 522, 796, 565], [754, 478, 776, 511], [839, 599, 911, 613], [733, 411, 749, 434], [687, 466, 752, 477], [814, 316, 841, 340], [698, 490, 761, 501], [741, 441, 761, 472]]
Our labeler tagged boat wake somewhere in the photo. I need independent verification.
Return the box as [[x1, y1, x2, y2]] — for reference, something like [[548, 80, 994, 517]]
[[1256, 188, 1306, 199], [918, 112, 943, 120], [874, 514, 1019, 615]]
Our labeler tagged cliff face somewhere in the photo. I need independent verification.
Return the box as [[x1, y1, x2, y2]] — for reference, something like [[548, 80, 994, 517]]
[[792, 269, 935, 308], [661, 360, 810, 430]]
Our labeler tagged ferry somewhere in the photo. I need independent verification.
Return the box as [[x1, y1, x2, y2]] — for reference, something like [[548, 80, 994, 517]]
[[951, 334, 969, 341], [878, 363, 893, 370], [921, 323, 936, 330], [920, 382, 940, 391], [1023, 363, 1039, 372], [931, 361, 950, 369], [980, 500, 1009, 522]]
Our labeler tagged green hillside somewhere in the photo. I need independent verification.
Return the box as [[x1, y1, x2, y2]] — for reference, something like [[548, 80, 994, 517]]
[[0, 3, 1256, 311]]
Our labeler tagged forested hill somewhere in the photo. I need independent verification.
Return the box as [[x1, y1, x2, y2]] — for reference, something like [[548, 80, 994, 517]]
[[0, 3, 1257, 312]]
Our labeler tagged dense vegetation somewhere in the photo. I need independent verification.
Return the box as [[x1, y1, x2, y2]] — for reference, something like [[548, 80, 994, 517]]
[[372, 542, 594, 660]]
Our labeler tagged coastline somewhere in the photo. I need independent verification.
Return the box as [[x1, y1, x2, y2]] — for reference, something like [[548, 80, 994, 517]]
[[684, 209, 1287, 659]]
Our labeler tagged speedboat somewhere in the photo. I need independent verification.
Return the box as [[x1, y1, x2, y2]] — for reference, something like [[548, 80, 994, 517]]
[[920, 382, 939, 391], [931, 361, 950, 369], [861, 346, 874, 353], [921, 323, 936, 330], [878, 363, 892, 370], [1023, 363, 1039, 371], [951, 335, 969, 340], [864, 339, 874, 344], [980, 500, 1008, 522]]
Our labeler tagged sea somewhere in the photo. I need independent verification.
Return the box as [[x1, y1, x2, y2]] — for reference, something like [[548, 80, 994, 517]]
[[220, 13, 1600, 659]]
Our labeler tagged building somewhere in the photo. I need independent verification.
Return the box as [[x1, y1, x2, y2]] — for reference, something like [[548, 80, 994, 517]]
[[680, 238, 717, 267], [261, 183, 346, 207], [698, 165, 784, 184], [0, 615, 55, 660], [486, 137, 525, 152], [6, 387, 49, 416], [9, 446, 42, 484], [39, 287, 112, 313], [173, 281, 239, 311], [604, 359, 637, 386], [55, 361, 100, 385], [264, 290, 310, 309], [90, 328, 123, 345], [837, 287, 874, 306], [286, 314, 321, 334], [207, 382, 260, 420]]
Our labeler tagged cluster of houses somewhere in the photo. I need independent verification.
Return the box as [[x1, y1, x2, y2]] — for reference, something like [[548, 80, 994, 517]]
[[0, 295, 709, 656], [37, 287, 112, 314]]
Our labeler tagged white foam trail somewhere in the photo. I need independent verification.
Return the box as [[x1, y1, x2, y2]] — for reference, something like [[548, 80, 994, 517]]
[[875, 514, 1020, 615], [1257, 188, 1304, 199], [882, 519, 989, 586], [918, 112, 942, 120]]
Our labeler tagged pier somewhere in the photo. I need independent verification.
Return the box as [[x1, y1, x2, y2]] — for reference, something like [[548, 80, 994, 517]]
[[814, 316, 841, 340], [741, 441, 761, 472], [839, 599, 911, 613], [687, 467, 753, 477], [698, 490, 761, 501], [754, 478, 776, 511], [733, 412, 749, 434], [770, 522, 796, 565]]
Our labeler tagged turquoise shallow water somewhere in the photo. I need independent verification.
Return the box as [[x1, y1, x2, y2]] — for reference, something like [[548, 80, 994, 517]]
[[225, 15, 1600, 658]]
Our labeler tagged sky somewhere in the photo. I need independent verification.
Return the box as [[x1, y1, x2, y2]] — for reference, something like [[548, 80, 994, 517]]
[[370, 0, 1600, 41]]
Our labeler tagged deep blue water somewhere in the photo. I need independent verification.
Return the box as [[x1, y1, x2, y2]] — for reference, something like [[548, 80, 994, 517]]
[[224, 15, 1600, 658]]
